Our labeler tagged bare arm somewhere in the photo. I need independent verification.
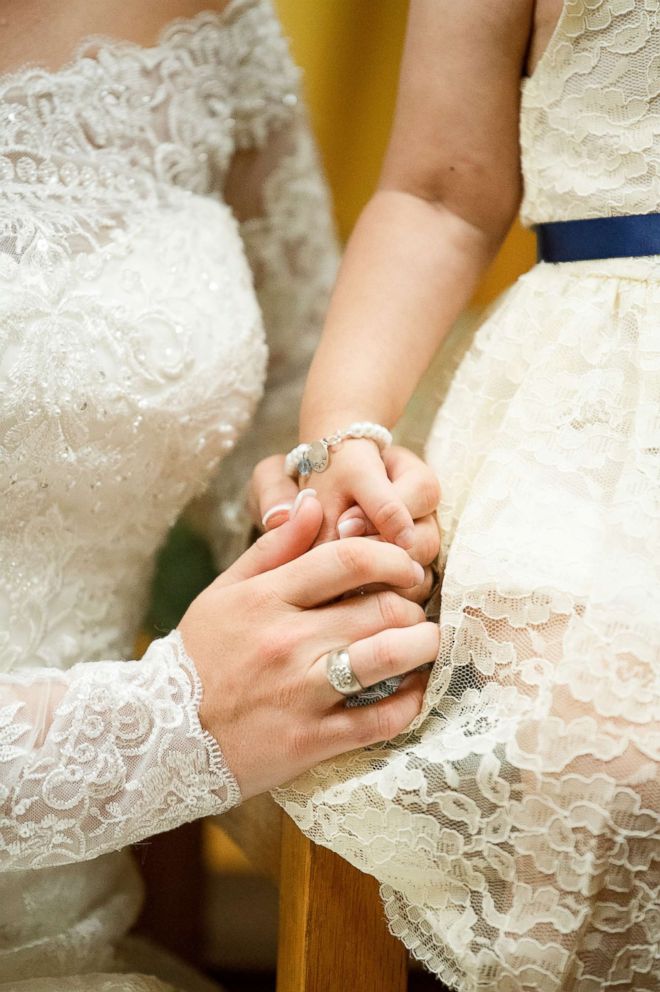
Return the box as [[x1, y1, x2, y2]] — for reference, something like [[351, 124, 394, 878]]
[[252, 1, 566, 557], [301, 0, 533, 438]]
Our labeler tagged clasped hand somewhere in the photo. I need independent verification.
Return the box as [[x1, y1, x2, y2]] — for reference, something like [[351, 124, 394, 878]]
[[178, 446, 440, 800]]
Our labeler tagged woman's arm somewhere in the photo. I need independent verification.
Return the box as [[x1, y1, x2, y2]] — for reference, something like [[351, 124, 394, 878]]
[[300, 0, 534, 438], [0, 502, 436, 871], [0, 633, 239, 871], [294, 0, 534, 545]]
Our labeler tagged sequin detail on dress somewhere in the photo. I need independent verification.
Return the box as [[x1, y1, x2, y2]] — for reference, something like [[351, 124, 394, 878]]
[[0, 1, 338, 986]]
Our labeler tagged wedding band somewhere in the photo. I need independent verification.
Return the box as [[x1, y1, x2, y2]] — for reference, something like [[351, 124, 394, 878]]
[[325, 647, 364, 697]]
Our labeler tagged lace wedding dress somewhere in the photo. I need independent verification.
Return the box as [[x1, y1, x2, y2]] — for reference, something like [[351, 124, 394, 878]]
[[276, 2, 660, 989], [0, 1, 337, 988]]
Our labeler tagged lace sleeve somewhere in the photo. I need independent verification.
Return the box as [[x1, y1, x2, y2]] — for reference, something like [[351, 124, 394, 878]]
[[204, 8, 340, 569], [0, 632, 240, 871]]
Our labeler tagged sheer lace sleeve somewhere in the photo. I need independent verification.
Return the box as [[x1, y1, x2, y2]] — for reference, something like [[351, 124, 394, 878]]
[[205, 8, 340, 568], [0, 632, 240, 871]]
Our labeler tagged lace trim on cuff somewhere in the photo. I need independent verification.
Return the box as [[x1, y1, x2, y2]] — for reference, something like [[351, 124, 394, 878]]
[[167, 629, 242, 811]]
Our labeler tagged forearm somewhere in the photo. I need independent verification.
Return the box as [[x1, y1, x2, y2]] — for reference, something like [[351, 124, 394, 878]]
[[0, 634, 240, 870], [300, 187, 506, 437]]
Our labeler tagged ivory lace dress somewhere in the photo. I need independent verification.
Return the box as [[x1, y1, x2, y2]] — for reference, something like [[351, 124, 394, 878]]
[[0, 1, 337, 988], [276, 2, 660, 990]]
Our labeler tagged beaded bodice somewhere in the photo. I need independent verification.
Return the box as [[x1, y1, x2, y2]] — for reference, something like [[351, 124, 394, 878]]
[[521, 0, 660, 224], [0, 1, 305, 671], [0, 3, 339, 980]]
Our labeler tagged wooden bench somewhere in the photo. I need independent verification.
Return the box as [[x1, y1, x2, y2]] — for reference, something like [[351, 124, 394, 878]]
[[138, 805, 409, 990], [277, 815, 408, 992]]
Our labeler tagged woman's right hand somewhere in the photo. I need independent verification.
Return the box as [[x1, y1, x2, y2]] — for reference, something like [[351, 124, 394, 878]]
[[178, 492, 438, 799]]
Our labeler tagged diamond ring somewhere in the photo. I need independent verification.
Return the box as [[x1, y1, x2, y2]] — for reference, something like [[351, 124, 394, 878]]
[[325, 646, 364, 697]]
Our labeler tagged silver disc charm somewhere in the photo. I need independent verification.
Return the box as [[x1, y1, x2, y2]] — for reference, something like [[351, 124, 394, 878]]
[[326, 647, 364, 697], [307, 439, 329, 473]]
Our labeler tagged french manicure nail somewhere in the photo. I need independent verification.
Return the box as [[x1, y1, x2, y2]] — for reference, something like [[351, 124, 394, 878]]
[[261, 502, 293, 528], [291, 487, 317, 518], [337, 518, 367, 539]]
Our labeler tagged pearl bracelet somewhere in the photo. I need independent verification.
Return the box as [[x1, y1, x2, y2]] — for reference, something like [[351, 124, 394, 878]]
[[285, 421, 393, 479]]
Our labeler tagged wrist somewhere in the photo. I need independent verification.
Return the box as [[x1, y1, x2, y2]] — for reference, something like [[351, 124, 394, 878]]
[[299, 402, 395, 441], [286, 422, 393, 480]]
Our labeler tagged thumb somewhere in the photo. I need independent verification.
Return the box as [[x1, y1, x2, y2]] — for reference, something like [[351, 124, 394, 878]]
[[248, 453, 299, 532], [217, 489, 322, 585]]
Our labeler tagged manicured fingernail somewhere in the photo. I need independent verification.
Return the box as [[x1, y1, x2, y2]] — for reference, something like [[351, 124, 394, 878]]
[[413, 561, 425, 584], [337, 518, 367, 539], [395, 527, 416, 550], [291, 488, 317, 518], [261, 502, 293, 529]]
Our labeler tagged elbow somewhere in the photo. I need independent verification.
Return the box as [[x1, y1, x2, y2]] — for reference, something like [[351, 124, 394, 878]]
[[378, 157, 523, 258]]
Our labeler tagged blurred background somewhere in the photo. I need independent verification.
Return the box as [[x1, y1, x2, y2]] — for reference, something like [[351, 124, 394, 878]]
[[136, 2, 536, 989]]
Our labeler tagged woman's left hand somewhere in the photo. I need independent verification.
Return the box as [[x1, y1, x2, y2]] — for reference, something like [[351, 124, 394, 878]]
[[248, 445, 441, 604]]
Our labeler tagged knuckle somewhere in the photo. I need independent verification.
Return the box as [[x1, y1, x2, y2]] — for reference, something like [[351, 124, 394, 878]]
[[353, 716, 378, 747], [244, 573, 276, 613], [336, 538, 371, 580], [418, 528, 440, 567], [372, 499, 405, 532], [251, 628, 273, 665], [368, 705, 399, 745], [373, 635, 396, 674], [252, 611, 294, 665], [267, 622, 297, 665], [375, 590, 406, 628], [318, 719, 349, 754], [288, 722, 320, 764], [419, 475, 441, 512]]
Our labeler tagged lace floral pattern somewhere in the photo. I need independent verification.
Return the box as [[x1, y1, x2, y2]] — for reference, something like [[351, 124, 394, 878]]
[[275, 5, 660, 986], [0, 1, 337, 985], [0, 631, 240, 870], [521, 0, 660, 223], [277, 259, 660, 991], [0, 0, 301, 264]]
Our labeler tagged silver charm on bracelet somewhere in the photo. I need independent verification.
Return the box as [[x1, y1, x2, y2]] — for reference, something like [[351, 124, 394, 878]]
[[325, 647, 364, 697], [285, 422, 393, 480]]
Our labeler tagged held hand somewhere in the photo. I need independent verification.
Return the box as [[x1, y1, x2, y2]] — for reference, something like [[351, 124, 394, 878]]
[[178, 493, 438, 799], [248, 445, 441, 604], [336, 445, 441, 602], [304, 438, 416, 549]]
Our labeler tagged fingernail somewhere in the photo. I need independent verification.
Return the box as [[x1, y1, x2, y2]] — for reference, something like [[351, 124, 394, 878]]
[[413, 561, 425, 584], [395, 527, 416, 550], [337, 518, 367, 539], [291, 488, 317, 518], [261, 502, 293, 529]]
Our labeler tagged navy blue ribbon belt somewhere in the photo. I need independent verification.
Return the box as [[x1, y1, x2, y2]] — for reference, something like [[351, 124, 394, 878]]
[[536, 212, 660, 263]]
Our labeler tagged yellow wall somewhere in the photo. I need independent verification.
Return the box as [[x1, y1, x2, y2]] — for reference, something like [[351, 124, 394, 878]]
[[275, 0, 536, 306]]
